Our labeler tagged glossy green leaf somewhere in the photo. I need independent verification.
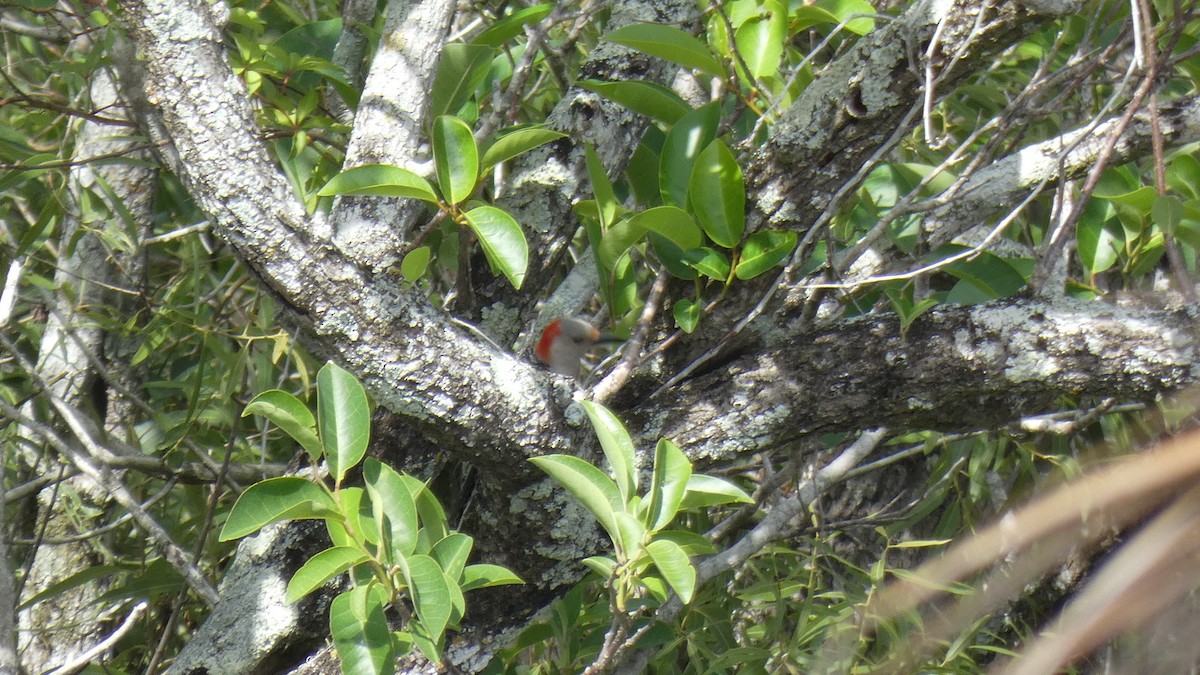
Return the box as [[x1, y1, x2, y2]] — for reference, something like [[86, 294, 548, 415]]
[[630, 206, 703, 249], [585, 145, 620, 229], [242, 389, 322, 462], [653, 529, 717, 556], [734, 2, 785, 78], [480, 127, 566, 172], [578, 79, 691, 125], [405, 554, 452, 647], [318, 362, 370, 484], [286, 546, 368, 603], [326, 487, 365, 548], [650, 234, 697, 280], [613, 511, 647, 559], [430, 533, 473, 583], [471, 4, 553, 47], [399, 246, 431, 283], [678, 474, 753, 509], [433, 116, 478, 205], [429, 43, 494, 119], [219, 477, 338, 540], [1153, 194, 1184, 234], [683, 247, 731, 280], [646, 539, 696, 604], [735, 230, 798, 279], [603, 23, 723, 77], [818, 0, 878, 35], [598, 207, 701, 271], [363, 458, 419, 561], [943, 250, 1028, 303], [581, 555, 617, 579], [316, 164, 438, 203], [406, 475, 450, 545], [463, 205, 528, 289], [645, 439, 691, 532], [690, 140, 745, 248], [460, 563, 524, 592], [673, 298, 700, 333], [330, 586, 393, 675], [1077, 199, 1122, 274], [660, 103, 719, 207], [529, 455, 623, 540], [580, 401, 638, 505]]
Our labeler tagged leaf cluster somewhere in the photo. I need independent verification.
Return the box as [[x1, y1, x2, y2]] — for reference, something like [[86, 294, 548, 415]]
[[221, 363, 522, 673]]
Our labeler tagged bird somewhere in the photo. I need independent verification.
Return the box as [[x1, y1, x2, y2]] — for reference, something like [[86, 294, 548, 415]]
[[534, 317, 622, 377]]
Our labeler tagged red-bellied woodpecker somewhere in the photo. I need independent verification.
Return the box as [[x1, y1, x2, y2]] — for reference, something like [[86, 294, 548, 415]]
[[534, 317, 621, 377]]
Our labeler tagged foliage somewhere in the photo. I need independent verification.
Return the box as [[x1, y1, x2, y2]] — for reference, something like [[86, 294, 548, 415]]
[[221, 363, 522, 672], [2, 0, 1199, 672]]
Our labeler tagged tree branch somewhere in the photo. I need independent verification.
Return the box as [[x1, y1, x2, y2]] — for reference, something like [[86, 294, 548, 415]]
[[646, 296, 1200, 463]]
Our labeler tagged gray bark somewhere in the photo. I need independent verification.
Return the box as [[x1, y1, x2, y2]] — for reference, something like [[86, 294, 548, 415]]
[[14, 37, 155, 672], [113, 0, 1200, 671]]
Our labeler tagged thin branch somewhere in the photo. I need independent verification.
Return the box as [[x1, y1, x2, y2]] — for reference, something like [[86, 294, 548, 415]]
[[46, 601, 149, 675]]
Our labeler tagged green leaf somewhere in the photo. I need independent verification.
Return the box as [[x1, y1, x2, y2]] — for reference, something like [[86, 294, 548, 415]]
[[460, 564, 524, 592], [645, 439, 691, 532], [286, 546, 369, 603], [219, 477, 338, 540], [885, 288, 939, 335], [630, 206, 703, 250], [673, 298, 700, 333], [585, 145, 620, 229], [817, 0, 878, 35], [645, 539, 696, 604], [580, 401, 638, 506], [463, 205, 528, 289], [17, 564, 129, 611], [399, 246, 431, 283], [735, 230, 797, 279], [432, 116, 479, 205], [327, 487, 365, 548], [598, 207, 702, 272], [1076, 199, 1122, 275], [581, 555, 618, 579], [678, 474, 753, 509], [683, 247, 731, 280], [480, 127, 566, 172], [650, 234, 697, 280], [734, 1, 785, 78], [316, 164, 438, 203], [330, 586, 394, 675], [941, 250, 1027, 303], [653, 529, 717, 556], [660, 103, 719, 207], [430, 533, 473, 583], [603, 23, 723, 77], [613, 511, 647, 559], [404, 555, 453, 648], [578, 79, 691, 125], [1153, 194, 1184, 234], [318, 362, 370, 484], [429, 43, 494, 119], [363, 458, 419, 561], [471, 4, 553, 47], [689, 139, 745, 248], [242, 389, 322, 463], [529, 455, 623, 541], [406, 476, 450, 545]]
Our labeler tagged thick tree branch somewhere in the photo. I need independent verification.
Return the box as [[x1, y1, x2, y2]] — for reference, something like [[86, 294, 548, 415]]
[[122, 0, 582, 483], [924, 94, 1200, 248], [645, 297, 1200, 464], [331, 0, 456, 269], [748, 0, 1081, 234]]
